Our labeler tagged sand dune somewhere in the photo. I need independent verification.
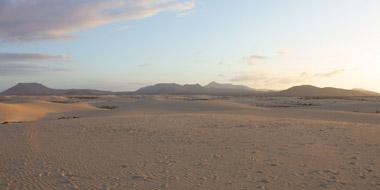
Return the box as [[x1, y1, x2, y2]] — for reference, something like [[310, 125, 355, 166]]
[[1, 95, 380, 189], [0, 100, 97, 123]]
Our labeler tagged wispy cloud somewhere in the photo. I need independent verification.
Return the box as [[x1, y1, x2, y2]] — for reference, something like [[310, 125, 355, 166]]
[[139, 63, 150, 69], [85, 79, 149, 91], [229, 69, 346, 85], [0, 53, 70, 63], [249, 54, 267, 65], [115, 25, 130, 32], [239, 54, 267, 65], [314, 69, 345, 78], [277, 49, 292, 56], [196, 59, 204, 64], [177, 10, 194, 17], [0, 63, 69, 76], [230, 72, 268, 82], [0, 0, 195, 42]]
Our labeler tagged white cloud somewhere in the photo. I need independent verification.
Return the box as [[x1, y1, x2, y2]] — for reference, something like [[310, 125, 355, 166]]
[[0, 53, 70, 62], [240, 54, 267, 65], [0, 0, 195, 42]]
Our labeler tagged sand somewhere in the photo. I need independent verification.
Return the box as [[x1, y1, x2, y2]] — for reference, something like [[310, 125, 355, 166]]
[[0, 99, 98, 123], [1, 95, 380, 189]]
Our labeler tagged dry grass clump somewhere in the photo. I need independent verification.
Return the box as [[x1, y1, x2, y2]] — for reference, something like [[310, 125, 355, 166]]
[[2, 121, 26, 125], [69, 96, 99, 100], [51, 100, 70, 104], [98, 105, 118, 110], [58, 116, 79, 120]]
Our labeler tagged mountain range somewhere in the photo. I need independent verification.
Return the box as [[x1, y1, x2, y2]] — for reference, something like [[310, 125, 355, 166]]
[[0, 83, 113, 96], [134, 82, 262, 95], [267, 85, 380, 97], [1, 82, 379, 97]]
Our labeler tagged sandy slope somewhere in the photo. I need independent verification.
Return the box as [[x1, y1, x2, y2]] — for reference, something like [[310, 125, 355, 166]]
[[1, 95, 380, 189], [0, 100, 97, 123]]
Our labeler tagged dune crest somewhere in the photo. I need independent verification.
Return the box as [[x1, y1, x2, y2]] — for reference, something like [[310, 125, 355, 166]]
[[0, 100, 96, 123]]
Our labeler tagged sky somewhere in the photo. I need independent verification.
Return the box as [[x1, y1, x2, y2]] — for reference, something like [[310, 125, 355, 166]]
[[1, 0, 380, 92]]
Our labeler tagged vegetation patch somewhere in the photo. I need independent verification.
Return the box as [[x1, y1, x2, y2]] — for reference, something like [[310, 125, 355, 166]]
[[2, 121, 27, 125], [58, 116, 79, 120], [98, 105, 118, 110], [51, 100, 70, 104], [124, 96, 141, 99], [69, 96, 99, 100], [185, 98, 209, 101]]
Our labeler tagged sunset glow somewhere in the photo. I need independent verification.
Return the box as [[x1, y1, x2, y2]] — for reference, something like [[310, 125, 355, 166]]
[[1, 0, 379, 92]]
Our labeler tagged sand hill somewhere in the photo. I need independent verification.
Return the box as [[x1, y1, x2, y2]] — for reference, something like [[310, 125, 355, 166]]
[[1, 95, 380, 189]]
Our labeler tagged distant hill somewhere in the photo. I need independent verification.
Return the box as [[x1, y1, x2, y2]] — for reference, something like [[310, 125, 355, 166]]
[[1, 83, 57, 95], [0, 83, 113, 96], [204, 81, 256, 91], [271, 85, 380, 97], [134, 82, 261, 95], [1, 83, 379, 97], [352, 88, 380, 96], [135, 83, 204, 94]]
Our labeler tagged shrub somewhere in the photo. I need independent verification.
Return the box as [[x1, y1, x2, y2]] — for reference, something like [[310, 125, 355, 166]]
[[98, 105, 118, 110]]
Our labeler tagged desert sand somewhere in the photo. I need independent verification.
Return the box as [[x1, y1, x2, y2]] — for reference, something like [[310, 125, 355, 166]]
[[1, 95, 380, 189]]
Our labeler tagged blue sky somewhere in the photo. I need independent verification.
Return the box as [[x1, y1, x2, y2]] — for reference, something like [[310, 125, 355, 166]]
[[1, 0, 380, 92]]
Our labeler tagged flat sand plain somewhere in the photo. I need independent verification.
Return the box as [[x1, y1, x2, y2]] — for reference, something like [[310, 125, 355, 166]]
[[1, 95, 380, 189]]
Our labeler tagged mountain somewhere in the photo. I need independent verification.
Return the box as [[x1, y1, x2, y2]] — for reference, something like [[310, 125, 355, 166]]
[[352, 88, 380, 96], [271, 85, 380, 97], [134, 82, 261, 95], [60, 89, 114, 95], [135, 83, 204, 94], [2, 83, 379, 97], [0, 83, 113, 96], [204, 81, 256, 91], [1, 83, 57, 95]]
